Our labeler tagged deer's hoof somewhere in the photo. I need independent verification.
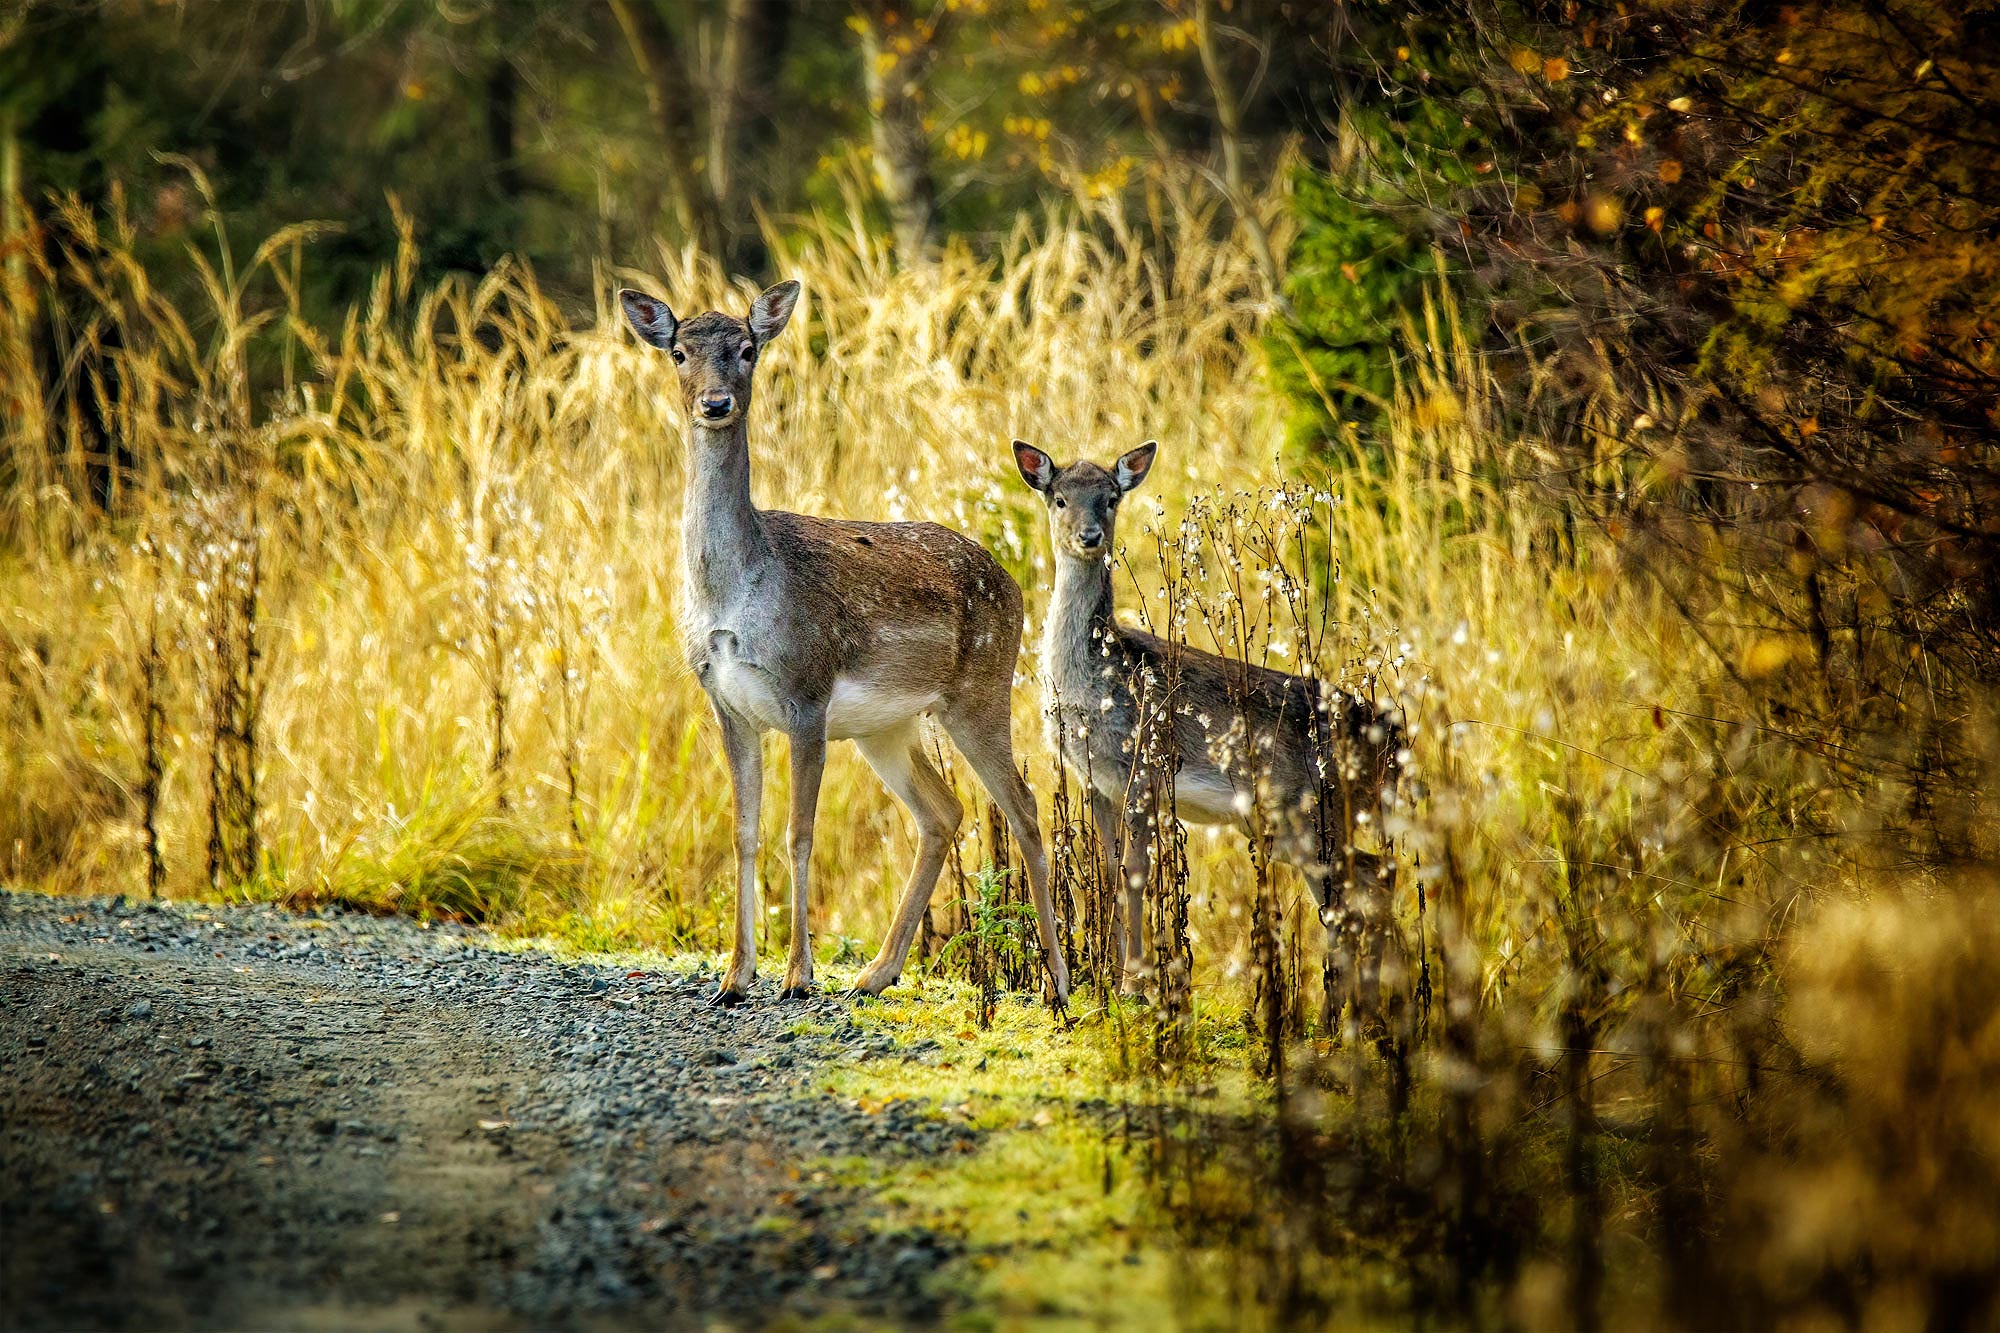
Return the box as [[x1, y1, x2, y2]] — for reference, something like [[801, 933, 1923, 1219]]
[[779, 983, 813, 1001], [709, 985, 749, 1008], [845, 967, 895, 999]]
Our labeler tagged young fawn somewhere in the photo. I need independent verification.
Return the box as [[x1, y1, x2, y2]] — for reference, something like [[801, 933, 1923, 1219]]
[[618, 279, 1070, 1006], [1012, 439, 1402, 1018]]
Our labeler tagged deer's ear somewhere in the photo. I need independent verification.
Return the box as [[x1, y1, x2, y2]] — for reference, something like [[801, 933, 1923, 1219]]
[[619, 288, 678, 351], [749, 279, 801, 345], [1114, 440, 1158, 494], [1013, 440, 1057, 494]]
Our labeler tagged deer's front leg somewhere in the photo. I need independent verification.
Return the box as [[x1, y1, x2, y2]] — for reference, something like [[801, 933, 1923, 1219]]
[[1087, 787, 1125, 963], [1117, 790, 1154, 999], [712, 700, 764, 1006], [782, 714, 828, 999]]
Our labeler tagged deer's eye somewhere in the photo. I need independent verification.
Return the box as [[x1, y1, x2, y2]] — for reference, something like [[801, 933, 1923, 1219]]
[[670, 347, 686, 365], [1054, 497, 1066, 509], [739, 342, 755, 363]]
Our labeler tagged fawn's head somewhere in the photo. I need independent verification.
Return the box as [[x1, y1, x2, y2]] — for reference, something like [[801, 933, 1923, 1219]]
[[618, 280, 801, 431], [1012, 440, 1158, 559]]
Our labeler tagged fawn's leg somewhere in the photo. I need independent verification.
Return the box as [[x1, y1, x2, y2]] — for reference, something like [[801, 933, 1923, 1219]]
[[781, 716, 828, 999], [1350, 850, 1391, 1040], [1088, 788, 1123, 969], [711, 700, 763, 1006], [1118, 793, 1155, 998], [946, 705, 1071, 1006], [850, 722, 962, 997]]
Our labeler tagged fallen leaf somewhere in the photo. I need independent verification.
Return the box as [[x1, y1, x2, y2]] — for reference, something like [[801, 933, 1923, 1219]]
[[477, 1119, 513, 1132]]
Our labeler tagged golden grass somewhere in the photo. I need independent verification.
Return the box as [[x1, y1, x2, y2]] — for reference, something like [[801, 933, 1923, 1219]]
[[0, 169, 1816, 1008]]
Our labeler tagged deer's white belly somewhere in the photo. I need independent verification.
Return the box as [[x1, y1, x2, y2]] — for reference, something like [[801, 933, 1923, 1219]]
[[1171, 768, 1243, 825], [827, 674, 941, 739]]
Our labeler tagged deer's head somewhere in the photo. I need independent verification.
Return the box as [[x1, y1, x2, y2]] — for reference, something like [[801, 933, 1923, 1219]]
[[1012, 440, 1158, 560], [618, 280, 801, 432]]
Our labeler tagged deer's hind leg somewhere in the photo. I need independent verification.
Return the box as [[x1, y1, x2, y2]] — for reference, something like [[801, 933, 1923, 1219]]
[[945, 702, 1072, 1006], [849, 721, 962, 998], [1306, 845, 1395, 1040]]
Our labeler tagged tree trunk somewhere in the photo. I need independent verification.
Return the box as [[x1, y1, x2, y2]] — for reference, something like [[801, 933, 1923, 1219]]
[[1, 108, 24, 344], [1192, 0, 1284, 306], [709, 0, 791, 271], [855, 1, 940, 263], [610, 0, 726, 260], [485, 57, 523, 204]]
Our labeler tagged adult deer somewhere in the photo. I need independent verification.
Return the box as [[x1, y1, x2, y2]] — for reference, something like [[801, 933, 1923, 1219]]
[[1012, 439, 1401, 1015], [618, 280, 1069, 1006]]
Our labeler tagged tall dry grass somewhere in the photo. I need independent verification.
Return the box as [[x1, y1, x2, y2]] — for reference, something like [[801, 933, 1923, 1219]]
[[6, 166, 1998, 1327], [1, 168, 1289, 958]]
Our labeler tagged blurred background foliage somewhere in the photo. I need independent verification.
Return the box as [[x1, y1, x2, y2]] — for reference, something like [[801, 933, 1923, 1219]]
[[0, 0, 1322, 304]]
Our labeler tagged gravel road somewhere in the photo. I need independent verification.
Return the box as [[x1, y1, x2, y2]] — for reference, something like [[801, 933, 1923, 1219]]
[[0, 890, 977, 1331]]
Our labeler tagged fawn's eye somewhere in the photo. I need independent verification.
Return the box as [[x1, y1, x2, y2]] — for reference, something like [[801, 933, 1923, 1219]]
[[670, 347, 686, 365], [1054, 497, 1066, 509], [739, 342, 755, 363]]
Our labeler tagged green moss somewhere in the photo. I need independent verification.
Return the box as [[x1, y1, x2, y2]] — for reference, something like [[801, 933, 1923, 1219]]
[[797, 978, 1265, 1328]]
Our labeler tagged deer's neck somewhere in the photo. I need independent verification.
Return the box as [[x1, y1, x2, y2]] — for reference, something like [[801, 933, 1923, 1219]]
[[1042, 551, 1120, 692], [682, 420, 771, 607]]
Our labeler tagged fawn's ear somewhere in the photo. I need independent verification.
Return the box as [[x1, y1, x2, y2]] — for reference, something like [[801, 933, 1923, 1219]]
[[749, 279, 801, 346], [619, 289, 678, 351], [1114, 440, 1158, 493], [1013, 440, 1057, 494]]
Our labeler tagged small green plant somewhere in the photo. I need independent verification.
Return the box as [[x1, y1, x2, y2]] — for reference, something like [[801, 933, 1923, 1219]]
[[933, 863, 1042, 978]]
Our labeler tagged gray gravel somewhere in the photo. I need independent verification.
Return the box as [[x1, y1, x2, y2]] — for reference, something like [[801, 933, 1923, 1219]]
[[0, 889, 978, 1331]]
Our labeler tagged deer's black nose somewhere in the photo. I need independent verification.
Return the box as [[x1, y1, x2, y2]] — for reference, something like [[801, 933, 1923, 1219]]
[[699, 394, 735, 419], [1078, 527, 1104, 549]]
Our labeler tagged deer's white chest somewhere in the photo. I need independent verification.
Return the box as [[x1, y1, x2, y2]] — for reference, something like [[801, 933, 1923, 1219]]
[[686, 567, 793, 731], [699, 631, 793, 732]]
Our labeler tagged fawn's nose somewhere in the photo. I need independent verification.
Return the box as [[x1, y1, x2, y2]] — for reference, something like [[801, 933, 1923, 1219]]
[[699, 393, 735, 420], [1077, 526, 1105, 550]]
